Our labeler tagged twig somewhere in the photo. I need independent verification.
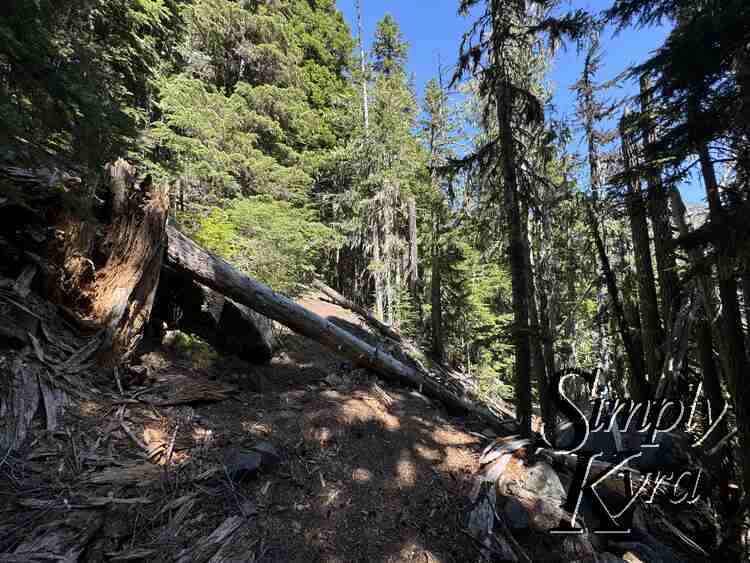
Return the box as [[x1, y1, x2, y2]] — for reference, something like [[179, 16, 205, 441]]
[[118, 409, 149, 454], [0, 445, 13, 470], [113, 366, 124, 395]]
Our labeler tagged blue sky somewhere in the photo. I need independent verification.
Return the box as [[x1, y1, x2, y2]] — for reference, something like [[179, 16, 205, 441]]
[[335, 1, 704, 203]]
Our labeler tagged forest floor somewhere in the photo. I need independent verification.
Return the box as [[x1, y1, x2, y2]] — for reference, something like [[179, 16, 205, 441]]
[[0, 292, 494, 562]]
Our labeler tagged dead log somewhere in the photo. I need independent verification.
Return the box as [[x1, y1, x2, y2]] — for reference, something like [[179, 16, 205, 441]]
[[1, 161, 169, 364], [88, 163, 169, 364], [165, 226, 514, 431], [153, 266, 274, 363], [314, 279, 517, 423], [313, 279, 403, 342], [0, 163, 512, 429]]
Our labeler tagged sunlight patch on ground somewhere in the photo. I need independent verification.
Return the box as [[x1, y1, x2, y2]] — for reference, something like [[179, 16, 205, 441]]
[[396, 454, 417, 487], [351, 467, 373, 482]]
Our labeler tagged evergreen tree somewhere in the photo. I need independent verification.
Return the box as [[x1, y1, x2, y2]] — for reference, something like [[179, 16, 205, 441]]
[[371, 14, 408, 77], [0, 0, 182, 171], [455, 0, 589, 435]]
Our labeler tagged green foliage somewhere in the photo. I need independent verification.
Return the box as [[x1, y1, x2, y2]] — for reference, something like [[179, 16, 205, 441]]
[[372, 14, 409, 76], [151, 76, 315, 200], [148, 0, 354, 204], [0, 0, 181, 170], [441, 239, 515, 384], [193, 197, 342, 296], [166, 331, 218, 370]]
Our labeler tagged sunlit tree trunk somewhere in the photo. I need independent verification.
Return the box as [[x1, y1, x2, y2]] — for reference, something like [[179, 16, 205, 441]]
[[430, 207, 444, 362], [356, 0, 369, 131], [372, 220, 384, 320], [408, 196, 419, 304]]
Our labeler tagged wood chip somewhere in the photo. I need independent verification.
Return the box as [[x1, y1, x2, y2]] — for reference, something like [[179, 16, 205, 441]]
[[106, 548, 159, 561], [17, 496, 151, 509], [27, 332, 45, 364], [175, 516, 244, 563], [12, 266, 36, 299], [87, 463, 161, 486], [38, 377, 62, 432]]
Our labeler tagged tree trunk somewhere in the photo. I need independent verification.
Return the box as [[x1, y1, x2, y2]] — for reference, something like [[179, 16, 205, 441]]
[[408, 196, 419, 303], [356, 0, 369, 131], [695, 136, 750, 499], [528, 217, 553, 435], [372, 220, 384, 320], [496, 79, 532, 436], [78, 161, 169, 365], [586, 203, 647, 400], [639, 76, 680, 334], [742, 271, 750, 352], [620, 114, 663, 396], [431, 208, 444, 362], [313, 279, 401, 343]]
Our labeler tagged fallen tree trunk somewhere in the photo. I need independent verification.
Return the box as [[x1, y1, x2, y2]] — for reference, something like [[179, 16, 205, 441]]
[[313, 279, 402, 342], [0, 163, 514, 430], [165, 226, 515, 430], [313, 279, 517, 423]]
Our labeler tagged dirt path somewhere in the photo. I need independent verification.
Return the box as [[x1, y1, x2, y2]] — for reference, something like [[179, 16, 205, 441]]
[[0, 293, 489, 562], [193, 293, 485, 561]]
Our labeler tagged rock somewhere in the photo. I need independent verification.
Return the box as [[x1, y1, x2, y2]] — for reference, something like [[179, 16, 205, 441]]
[[223, 449, 263, 480], [621, 551, 645, 563], [616, 543, 657, 563], [612, 541, 683, 563], [497, 459, 567, 532], [502, 496, 530, 530], [559, 533, 597, 561], [467, 482, 518, 562], [217, 299, 275, 364], [223, 442, 279, 480]]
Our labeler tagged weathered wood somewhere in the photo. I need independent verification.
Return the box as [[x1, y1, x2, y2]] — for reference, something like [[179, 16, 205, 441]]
[[165, 226, 514, 431], [314, 279, 516, 421], [89, 167, 169, 364]]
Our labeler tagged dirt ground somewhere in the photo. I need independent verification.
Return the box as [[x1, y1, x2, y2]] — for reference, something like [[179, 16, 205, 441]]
[[0, 293, 493, 562]]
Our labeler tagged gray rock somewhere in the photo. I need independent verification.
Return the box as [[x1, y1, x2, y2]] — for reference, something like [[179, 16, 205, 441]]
[[498, 460, 567, 532], [251, 441, 280, 466], [153, 270, 275, 364], [223, 441, 280, 480], [224, 449, 263, 480]]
